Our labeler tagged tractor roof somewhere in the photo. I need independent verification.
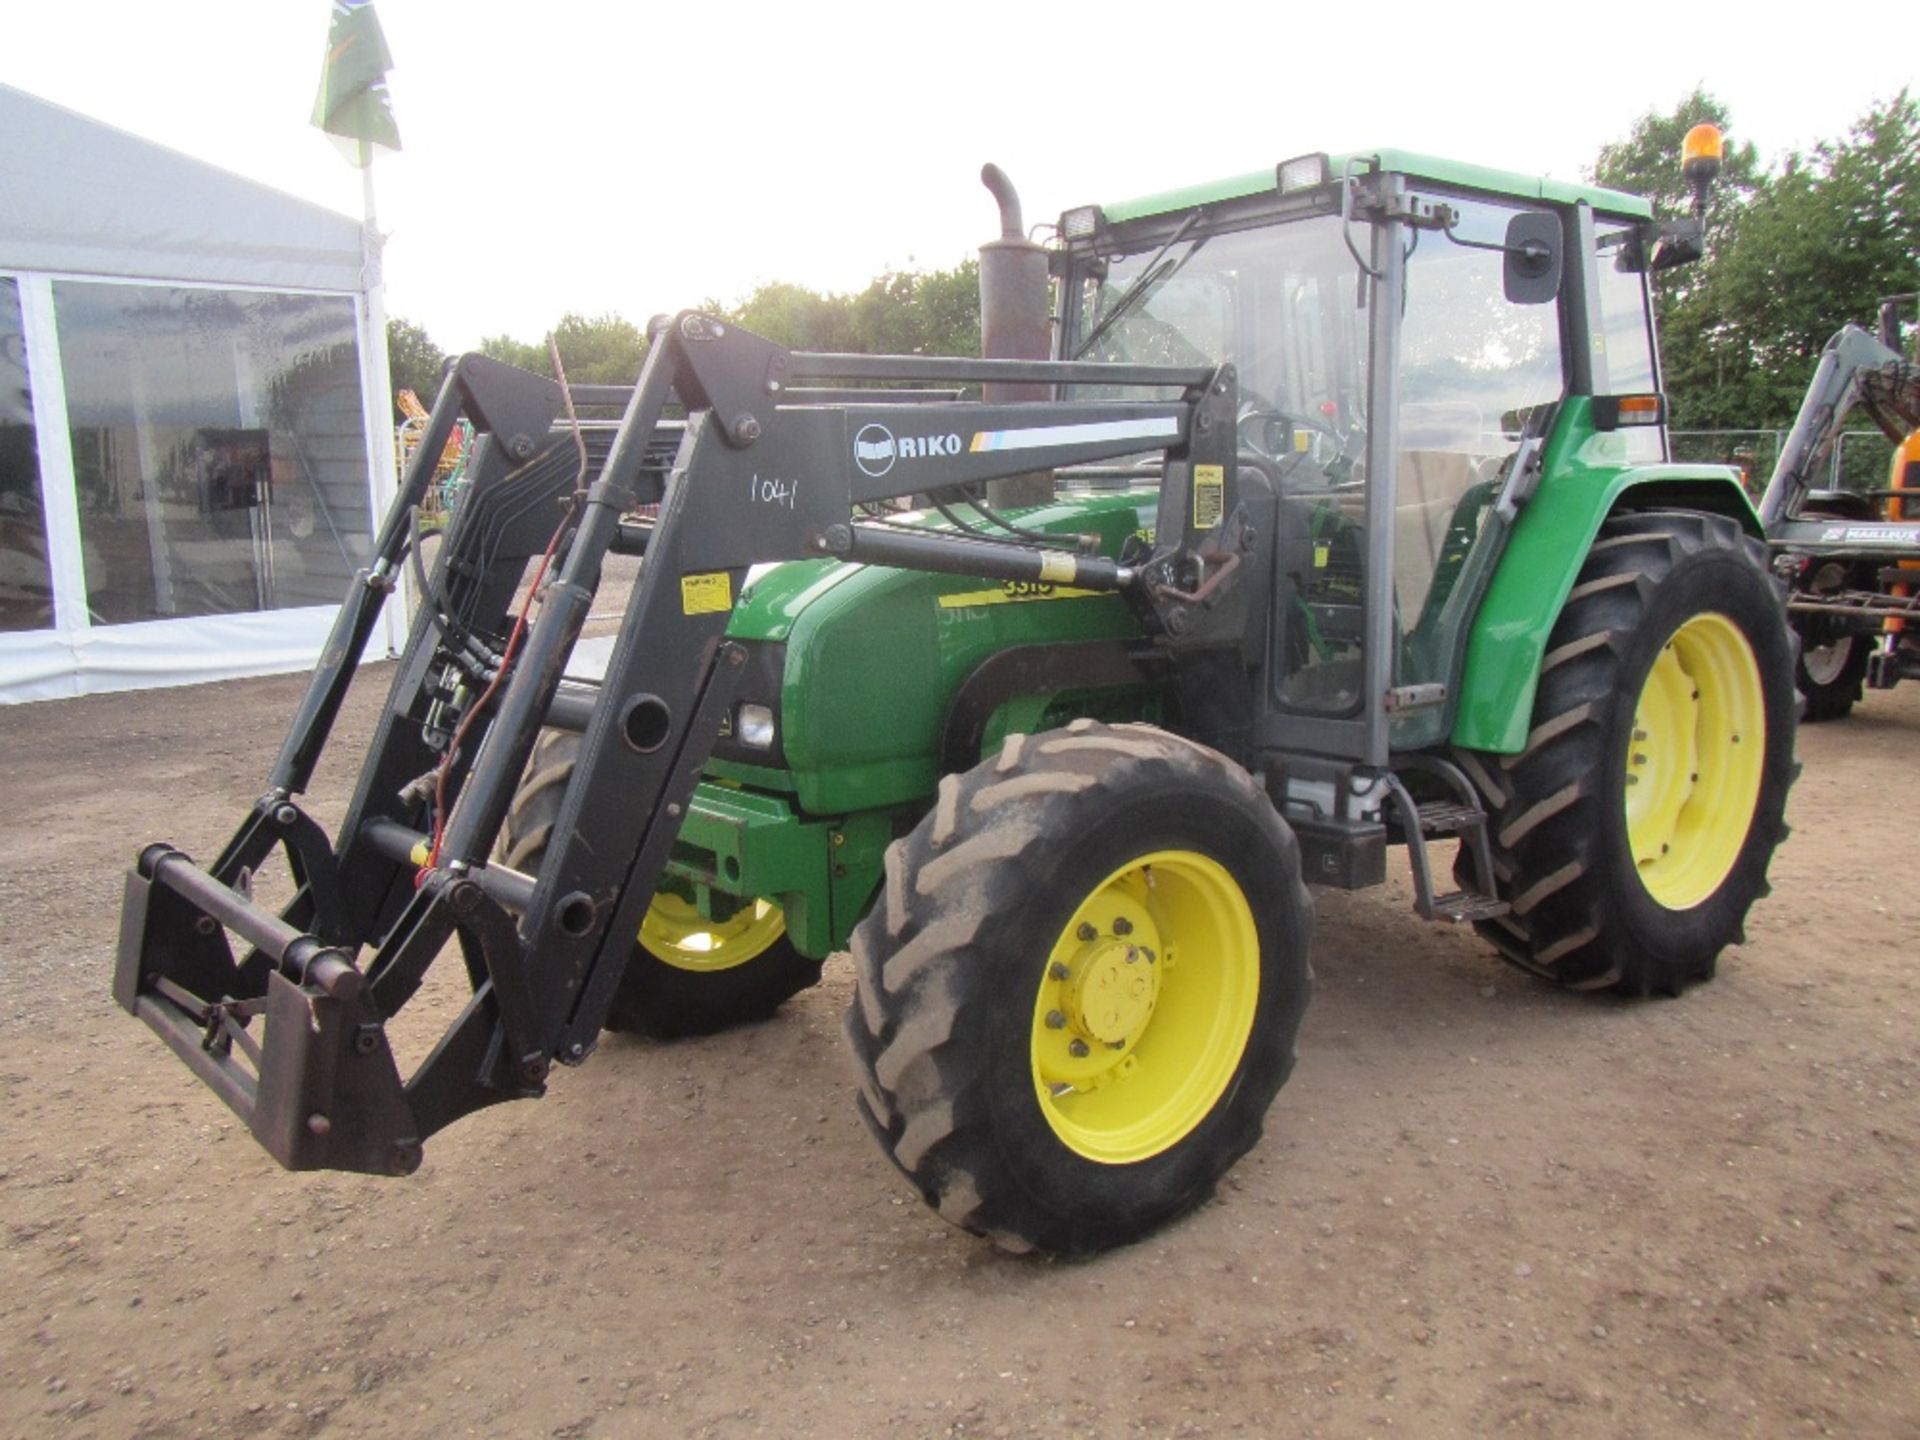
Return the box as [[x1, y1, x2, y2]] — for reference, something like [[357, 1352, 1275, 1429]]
[[1100, 149, 1654, 224]]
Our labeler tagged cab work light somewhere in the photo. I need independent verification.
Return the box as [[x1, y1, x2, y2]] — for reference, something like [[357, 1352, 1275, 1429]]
[[1592, 393, 1667, 430], [1276, 153, 1332, 193], [1060, 206, 1103, 240]]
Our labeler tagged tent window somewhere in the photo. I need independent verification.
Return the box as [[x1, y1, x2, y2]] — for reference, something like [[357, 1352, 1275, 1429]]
[[1, 278, 54, 632], [52, 282, 371, 624]]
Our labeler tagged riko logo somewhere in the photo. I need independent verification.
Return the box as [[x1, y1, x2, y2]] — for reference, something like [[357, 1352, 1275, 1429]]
[[853, 423, 963, 478], [854, 423, 897, 478]]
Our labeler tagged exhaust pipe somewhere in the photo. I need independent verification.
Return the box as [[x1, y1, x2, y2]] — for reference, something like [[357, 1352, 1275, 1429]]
[[978, 163, 1054, 508]]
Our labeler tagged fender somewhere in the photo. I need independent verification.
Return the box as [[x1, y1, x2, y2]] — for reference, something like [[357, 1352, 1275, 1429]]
[[1450, 397, 1763, 754]]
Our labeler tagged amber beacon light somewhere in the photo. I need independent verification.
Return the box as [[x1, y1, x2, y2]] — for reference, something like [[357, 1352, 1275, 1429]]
[[1682, 123, 1724, 215]]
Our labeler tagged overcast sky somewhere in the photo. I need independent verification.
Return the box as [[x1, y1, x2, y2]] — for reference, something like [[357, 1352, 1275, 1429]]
[[4, 1, 1912, 354]]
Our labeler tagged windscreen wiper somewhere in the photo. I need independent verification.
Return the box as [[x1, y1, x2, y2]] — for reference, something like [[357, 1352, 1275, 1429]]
[[1074, 212, 1208, 360]]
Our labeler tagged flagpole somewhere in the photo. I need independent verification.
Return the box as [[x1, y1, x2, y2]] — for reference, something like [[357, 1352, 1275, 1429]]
[[355, 135, 407, 653]]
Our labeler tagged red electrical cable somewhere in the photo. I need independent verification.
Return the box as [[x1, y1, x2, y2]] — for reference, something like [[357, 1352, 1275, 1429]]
[[419, 332, 590, 879]]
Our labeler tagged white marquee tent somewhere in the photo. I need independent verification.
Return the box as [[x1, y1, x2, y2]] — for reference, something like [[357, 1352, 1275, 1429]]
[[0, 83, 399, 703]]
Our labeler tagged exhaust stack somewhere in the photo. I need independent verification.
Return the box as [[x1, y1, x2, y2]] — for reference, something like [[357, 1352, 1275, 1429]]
[[978, 163, 1054, 508]]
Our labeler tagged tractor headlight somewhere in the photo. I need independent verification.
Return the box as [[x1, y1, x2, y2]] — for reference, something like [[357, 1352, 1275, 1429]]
[[736, 703, 777, 750]]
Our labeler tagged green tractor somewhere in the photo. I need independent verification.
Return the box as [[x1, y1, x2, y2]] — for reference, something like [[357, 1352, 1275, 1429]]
[[116, 133, 1796, 1257]]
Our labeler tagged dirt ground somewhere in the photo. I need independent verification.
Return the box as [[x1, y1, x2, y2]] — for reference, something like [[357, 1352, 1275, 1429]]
[[2, 665, 1917, 1440]]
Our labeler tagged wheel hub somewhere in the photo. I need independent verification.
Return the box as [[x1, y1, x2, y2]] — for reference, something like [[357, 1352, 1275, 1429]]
[[1060, 903, 1162, 1049], [1030, 851, 1261, 1165]]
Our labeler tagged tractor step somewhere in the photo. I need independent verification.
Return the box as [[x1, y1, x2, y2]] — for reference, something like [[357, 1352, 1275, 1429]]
[[1381, 761, 1510, 925], [1401, 801, 1484, 836], [1426, 890, 1512, 924]]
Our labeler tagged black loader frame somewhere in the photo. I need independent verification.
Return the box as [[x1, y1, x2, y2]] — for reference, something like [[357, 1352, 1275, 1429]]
[[115, 315, 1255, 1177]]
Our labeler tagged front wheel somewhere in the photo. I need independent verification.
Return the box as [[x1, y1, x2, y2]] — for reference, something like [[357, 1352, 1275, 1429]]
[[502, 731, 822, 1038], [1456, 511, 1797, 996], [845, 721, 1313, 1255]]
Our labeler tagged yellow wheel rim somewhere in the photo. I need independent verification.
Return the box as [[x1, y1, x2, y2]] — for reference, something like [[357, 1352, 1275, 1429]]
[[1625, 613, 1766, 910], [639, 892, 785, 974], [1030, 850, 1260, 1165]]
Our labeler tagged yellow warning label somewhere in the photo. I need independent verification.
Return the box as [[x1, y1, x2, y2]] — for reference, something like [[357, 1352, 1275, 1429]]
[[680, 571, 732, 615], [938, 583, 1101, 609], [1037, 552, 1078, 584], [1193, 464, 1224, 530]]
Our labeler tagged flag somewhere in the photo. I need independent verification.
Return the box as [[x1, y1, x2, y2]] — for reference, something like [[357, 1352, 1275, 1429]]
[[312, 0, 400, 156]]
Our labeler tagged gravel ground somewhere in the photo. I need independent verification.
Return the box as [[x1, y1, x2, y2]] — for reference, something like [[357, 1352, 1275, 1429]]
[[1, 664, 1916, 1439]]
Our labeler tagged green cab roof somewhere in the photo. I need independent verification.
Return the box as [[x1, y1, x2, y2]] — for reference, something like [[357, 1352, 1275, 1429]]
[[1099, 148, 1653, 224]]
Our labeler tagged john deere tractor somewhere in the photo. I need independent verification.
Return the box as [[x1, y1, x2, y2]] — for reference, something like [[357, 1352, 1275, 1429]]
[[116, 130, 1796, 1255]]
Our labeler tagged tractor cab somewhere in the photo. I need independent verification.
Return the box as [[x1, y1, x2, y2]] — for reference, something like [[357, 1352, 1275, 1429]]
[[1056, 151, 1665, 762]]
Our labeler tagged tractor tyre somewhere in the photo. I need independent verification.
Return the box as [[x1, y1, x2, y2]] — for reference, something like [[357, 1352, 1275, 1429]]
[[844, 720, 1313, 1256], [1453, 510, 1796, 996], [501, 731, 822, 1039], [1792, 623, 1869, 721]]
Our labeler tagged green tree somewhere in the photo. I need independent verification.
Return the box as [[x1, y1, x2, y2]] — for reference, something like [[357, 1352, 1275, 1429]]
[[1699, 91, 1920, 427], [475, 259, 985, 400], [1597, 90, 1920, 430], [717, 281, 859, 351], [713, 260, 981, 356], [480, 312, 653, 386], [385, 316, 448, 418]]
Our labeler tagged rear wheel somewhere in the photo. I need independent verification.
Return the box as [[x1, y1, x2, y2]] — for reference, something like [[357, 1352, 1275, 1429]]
[[1793, 623, 1869, 721], [845, 720, 1312, 1255], [502, 731, 822, 1038], [1455, 511, 1796, 995]]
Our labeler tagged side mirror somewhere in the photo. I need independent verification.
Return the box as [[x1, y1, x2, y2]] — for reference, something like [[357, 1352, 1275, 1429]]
[[1502, 212, 1562, 305]]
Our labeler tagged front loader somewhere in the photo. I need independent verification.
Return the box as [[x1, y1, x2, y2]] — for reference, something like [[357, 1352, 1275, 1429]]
[[117, 134, 1797, 1255], [1757, 294, 1920, 718]]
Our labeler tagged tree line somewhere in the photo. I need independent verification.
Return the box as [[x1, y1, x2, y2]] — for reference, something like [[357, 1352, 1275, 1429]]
[[384, 263, 981, 414], [390, 90, 1916, 433]]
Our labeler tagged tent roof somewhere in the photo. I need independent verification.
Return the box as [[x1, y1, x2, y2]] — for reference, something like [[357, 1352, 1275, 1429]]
[[0, 83, 364, 294]]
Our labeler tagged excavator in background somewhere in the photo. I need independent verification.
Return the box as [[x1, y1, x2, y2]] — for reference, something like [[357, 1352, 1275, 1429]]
[[1761, 294, 1920, 719]]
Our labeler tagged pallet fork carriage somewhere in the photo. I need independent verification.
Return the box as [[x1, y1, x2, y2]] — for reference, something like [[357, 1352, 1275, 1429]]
[[115, 145, 1798, 1252]]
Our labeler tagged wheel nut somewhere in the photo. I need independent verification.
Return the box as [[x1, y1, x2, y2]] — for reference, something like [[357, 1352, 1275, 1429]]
[[1045, 1010, 1067, 1029], [1076, 922, 1097, 942], [1049, 962, 1072, 981], [1112, 916, 1134, 936], [1069, 1039, 1090, 1058]]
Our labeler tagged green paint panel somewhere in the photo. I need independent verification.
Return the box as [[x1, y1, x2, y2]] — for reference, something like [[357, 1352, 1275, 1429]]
[[756, 491, 1162, 815], [1099, 149, 1651, 225], [663, 780, 907, 957], [1449, 399, 1760, 755]]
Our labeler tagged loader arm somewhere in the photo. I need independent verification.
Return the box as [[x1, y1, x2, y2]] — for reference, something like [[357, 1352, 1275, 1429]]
[[1757, 323, 1920, 529], [114, 315, 1252, 1177]]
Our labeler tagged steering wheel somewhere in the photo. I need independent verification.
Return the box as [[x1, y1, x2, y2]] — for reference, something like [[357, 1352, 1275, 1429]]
[[1238, 404, 1356, 485]]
